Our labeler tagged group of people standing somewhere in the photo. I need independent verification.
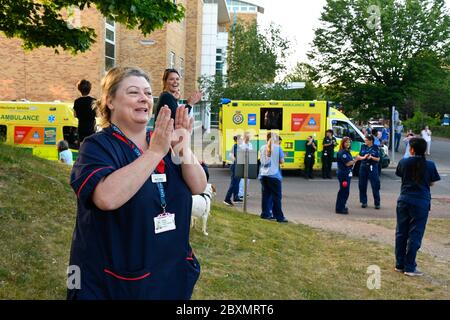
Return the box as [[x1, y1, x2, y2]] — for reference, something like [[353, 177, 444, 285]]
[[223, 131, 288, 223], [300, 130, 337, 180], [335, 135, 381, 214]]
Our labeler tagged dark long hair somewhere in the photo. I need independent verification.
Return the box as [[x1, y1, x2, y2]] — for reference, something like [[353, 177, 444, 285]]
[[162, 68, 180, 92], [409, 138, 427, 184]]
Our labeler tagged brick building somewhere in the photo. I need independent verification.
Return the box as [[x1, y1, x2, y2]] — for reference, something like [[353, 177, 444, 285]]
[[0, 0, 204, 102], [0, 0, 263, 103]]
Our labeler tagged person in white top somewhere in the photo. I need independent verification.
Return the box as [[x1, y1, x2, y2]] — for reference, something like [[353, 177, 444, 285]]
[[57, 140, 73, 165], [238, 132, 253, 199], [421, 126, 432, 155]]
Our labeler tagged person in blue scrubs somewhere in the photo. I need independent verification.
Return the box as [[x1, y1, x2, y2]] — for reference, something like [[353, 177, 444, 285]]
[[68, 67, 207, 300], [259, 132, 288, 223], [395, 138, 440, 276], [223, 135, 243, 206], [335, 137, 363, 214], [358, 135, 381, 209]]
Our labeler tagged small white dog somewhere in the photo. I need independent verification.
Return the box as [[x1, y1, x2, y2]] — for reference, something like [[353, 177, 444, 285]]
[[191, 183, 216, 236]]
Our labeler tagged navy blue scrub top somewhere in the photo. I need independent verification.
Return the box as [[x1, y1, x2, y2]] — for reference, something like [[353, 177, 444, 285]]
[[359, 144, 380, 166], [395, 157, 440, 209], [337, 150, 353, 177], [68, 126, 200, 300]]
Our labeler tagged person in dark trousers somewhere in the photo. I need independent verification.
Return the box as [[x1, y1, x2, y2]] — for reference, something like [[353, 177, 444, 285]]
[[68, 67, 207, 300], [304, 135, 316, 179], [259, 132, 288, 223], [155, 68, 202, 121], [359, 135, 381, 209], [322, 129, 336, 179], [395, 138, 440, 276], [73, 79, 96, 145], [335, 137, 363, 214], [223, 135, 243, 206], [394, 121, 404, 152]]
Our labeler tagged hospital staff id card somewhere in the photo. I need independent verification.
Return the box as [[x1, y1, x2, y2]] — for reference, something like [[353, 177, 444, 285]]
[[151, 173, 167, 183], [154, 213, 176, 234]]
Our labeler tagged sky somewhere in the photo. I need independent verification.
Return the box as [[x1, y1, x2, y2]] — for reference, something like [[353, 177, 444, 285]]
[[256, 0, 450, 75], [258, 0, 327, 73]]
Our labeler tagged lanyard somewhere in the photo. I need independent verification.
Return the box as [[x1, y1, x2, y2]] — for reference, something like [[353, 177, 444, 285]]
[[111, 124, 167, 211], [111, 123, 148, 157]]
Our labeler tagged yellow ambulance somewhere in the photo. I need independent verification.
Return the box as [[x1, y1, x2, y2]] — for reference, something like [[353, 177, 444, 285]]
[[219, 100, 365, 169], [0, 101, 79, 161]]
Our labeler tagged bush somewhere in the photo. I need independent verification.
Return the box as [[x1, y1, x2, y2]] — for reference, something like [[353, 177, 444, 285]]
[[431, 126, 450, 138], [402, 110, 440, 133]]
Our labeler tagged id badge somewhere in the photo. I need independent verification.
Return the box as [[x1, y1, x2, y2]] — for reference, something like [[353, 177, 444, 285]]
[[151, 174, 167, 183], [370, 165, 373, 172], [154, 213, 176, 234], [324, 152, 328, 156], [349, 171, 353, 177], [308, 154, 312, 158]]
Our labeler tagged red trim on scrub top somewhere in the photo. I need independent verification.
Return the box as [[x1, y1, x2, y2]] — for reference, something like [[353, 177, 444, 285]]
[[186, 251, 194, 261], [103, 268, 151, 281], [77, 166, 113, 199], [112, 132, 132, 148]]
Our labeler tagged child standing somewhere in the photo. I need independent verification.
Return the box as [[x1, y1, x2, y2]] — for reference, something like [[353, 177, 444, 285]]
[[57, 140, 73, 165]]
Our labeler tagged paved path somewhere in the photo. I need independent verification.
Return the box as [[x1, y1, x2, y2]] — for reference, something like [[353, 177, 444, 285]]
[[209, 167, 450, 262], [198, 130, 450, 261]]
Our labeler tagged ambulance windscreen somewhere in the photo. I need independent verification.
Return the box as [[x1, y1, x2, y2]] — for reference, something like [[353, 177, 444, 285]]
[[0, 125, 6, 142], [63, 126, 79, 150], [260, 108, 283, 130]]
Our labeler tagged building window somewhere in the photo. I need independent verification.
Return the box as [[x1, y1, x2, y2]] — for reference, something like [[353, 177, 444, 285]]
[[169, 51, 176, 69], [105, 19, 115, 72], [179, 57, 184, 77]]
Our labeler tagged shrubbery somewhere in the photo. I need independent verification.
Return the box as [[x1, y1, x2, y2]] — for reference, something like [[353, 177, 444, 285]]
[[431, 126, 450, 138], [402, 110, 440, 133]]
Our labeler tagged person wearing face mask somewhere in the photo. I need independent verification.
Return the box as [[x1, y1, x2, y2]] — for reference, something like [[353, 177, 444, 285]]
[[154, 68, 202, 121], [67, 67, 207, 300]]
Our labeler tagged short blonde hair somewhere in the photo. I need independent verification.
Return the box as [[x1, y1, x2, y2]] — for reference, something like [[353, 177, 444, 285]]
[[95, 67, 151, 128]]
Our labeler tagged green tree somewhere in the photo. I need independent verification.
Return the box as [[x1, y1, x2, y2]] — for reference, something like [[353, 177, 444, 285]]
[[308, 0, 450, 119], [283, 62, 321, 100], [402, 51, 450, 117], [0, 0, 185, 54], [227, 20, 290, 86]]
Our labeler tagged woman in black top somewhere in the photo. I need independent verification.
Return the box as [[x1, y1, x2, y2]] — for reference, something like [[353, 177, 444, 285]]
[[155, 69, 202, 120], [74, 79, 96, 145], [304, 135, 317, 179]]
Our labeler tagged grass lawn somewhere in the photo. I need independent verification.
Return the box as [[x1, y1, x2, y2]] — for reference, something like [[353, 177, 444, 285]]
[[0, 143, 448, 299]]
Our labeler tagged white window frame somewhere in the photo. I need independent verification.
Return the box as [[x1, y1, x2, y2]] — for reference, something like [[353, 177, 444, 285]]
[[105, 19, 116, 71], [169, 51, 176, 69]]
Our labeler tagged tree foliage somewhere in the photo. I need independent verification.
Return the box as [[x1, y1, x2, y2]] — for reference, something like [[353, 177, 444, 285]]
[[227, 20, 290, 86], [308, 0, 450, 119], [0, 0, 185, 54], [199, 20, 301, 112]]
